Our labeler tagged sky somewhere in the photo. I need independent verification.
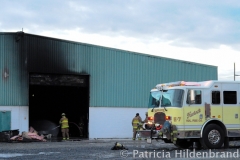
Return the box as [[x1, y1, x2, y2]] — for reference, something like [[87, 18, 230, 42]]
[[1, 0, 240, 81]]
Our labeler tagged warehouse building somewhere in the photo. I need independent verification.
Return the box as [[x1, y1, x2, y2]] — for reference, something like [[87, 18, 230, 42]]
[[0, 32, 218, 139]]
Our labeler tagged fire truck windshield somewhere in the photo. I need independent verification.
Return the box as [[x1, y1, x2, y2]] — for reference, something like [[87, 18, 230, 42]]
[[148, 91, 161, 108], [161, 89, 184, 108]]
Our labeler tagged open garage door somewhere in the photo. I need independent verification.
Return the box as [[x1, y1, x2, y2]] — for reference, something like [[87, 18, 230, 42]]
[[29, 73, 89, 139]]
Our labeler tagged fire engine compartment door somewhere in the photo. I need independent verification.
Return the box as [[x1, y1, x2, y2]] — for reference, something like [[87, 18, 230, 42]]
[[183, 89, 205, 136], [209, 83, 223, 122], [222, 83, 240, 136]]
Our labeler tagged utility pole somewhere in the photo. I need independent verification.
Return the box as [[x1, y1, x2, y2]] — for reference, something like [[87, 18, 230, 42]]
[[234, 62, 240, 81], [234, 62, 235, 81]]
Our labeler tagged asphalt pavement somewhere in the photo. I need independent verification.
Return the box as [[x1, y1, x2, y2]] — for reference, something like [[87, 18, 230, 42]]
[[0, 139, 240, 160]]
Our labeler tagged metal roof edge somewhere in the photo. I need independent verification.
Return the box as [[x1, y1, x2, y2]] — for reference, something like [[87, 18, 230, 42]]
[[0, 31, 217, 68]]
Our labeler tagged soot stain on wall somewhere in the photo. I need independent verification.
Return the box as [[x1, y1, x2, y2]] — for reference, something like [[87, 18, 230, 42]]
[[26, 34, 69, 74]]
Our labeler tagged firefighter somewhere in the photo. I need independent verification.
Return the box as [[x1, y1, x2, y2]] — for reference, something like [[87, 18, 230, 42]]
[[143, 112, 148, 140], [59, 113, 69, 140], [143, 112, 148, 123], [132, 113, 142, 140], [79, 116, 85, 137]]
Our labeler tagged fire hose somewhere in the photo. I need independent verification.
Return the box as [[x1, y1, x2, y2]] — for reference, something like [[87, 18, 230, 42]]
[[40, 122, 82, 137]]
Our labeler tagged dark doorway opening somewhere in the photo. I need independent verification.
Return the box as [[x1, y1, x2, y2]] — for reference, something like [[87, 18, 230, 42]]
[[29, 73, 89, 139]]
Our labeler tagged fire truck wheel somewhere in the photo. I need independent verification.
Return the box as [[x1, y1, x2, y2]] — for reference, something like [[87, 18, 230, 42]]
[[174, 140, 192, 149], [200, 124, 224, 149]]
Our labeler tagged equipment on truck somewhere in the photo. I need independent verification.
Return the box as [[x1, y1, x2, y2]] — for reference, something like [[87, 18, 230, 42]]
[[137, 80, 240, 149]]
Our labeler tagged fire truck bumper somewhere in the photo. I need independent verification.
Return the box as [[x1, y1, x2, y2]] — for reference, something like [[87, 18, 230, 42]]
[[136, 130, 162, 139], [136, 122, 176, 144]]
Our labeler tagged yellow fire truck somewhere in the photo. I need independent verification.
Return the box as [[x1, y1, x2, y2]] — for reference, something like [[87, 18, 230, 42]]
[[137, 80, 240, 149]]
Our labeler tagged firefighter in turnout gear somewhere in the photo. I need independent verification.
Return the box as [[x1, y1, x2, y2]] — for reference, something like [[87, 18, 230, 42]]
[[143, 112, 148, 123], [143, 112, 148, 140], [132, 113, 142, 140], [59, 113, 69, 140]]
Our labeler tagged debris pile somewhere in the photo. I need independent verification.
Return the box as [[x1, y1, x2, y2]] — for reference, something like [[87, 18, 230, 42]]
[[0, 129, 19, 142], [9, 127, 47, 142]]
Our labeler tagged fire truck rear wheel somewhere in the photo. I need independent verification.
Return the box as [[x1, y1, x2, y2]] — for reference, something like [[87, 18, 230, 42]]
[[200, 124, 224, 149]]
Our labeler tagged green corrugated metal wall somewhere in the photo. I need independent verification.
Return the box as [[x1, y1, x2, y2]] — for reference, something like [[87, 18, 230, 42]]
[[0, 32, 218, 108], [0, 33, 28, 106], [84, 46, 217, 107]]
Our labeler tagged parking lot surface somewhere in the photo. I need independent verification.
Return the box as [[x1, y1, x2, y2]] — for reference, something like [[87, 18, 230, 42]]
[[0, 139, 240, 160]]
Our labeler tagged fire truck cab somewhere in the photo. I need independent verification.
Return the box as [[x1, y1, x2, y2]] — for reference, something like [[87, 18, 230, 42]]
[[137, 80, 240, 149]]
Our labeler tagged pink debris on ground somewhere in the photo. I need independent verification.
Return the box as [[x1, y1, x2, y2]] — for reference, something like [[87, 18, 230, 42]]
[[10, 126, 46, 142]]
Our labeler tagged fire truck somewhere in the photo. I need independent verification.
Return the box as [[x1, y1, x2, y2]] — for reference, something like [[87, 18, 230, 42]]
[[137, 80, 240, 149]]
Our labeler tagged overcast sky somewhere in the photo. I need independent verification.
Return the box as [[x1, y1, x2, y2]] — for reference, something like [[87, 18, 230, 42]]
[[1, 0, 240, 81]]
